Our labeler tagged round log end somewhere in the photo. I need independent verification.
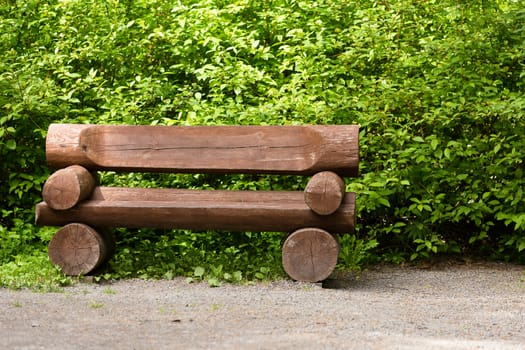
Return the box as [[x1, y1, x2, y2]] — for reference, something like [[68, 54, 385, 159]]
[[48, 223, 113, 276], [304, 171, 346, 215], [282, 228, 340, 282], [42, 165, 96, 210]]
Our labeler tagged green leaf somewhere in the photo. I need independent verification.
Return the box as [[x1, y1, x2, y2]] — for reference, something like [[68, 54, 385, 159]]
[[207, 277, 221, 287], [444, 148, 451, 160], [377, 198, 390, 207], [5, 139, 16, 150], [430, 138, 439, 150], [193, 266, 205, 278], [232, 271, 242, 282]]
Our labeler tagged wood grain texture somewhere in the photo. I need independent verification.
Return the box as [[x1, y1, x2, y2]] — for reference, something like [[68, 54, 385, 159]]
[[304, 171, 346, 215], [46, 124, 95, 170], [47, 223, 114, 276], [45, 124, 359, 176], [42, 165, 96, 210], [35, 187, 356, 233], [281, 228, 340, 282]]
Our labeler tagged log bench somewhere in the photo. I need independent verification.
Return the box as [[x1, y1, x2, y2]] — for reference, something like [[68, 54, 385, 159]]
[[35, 124, 359, 282]]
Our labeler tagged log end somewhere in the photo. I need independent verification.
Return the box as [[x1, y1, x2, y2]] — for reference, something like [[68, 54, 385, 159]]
[[304, 171, 346, 215], [42, 165, 96, 210], [48, 223, 113, 276], [282, 228, 340, 282]]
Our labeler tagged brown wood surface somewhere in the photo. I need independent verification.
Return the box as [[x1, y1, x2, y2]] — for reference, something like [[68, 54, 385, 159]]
[[304, 171, 346, 215], [42, 165, 97, 210], [281, 228, 340, 282], [46, 124, 359, 176], [46, 124, 96, 170], [35, 187, 356, 233], [48, 223, 114, 276]]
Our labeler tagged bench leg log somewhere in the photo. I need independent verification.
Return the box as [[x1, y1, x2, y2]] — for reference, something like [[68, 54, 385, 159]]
[[282, 228, 340, 282], [48, 223, 115, 276]]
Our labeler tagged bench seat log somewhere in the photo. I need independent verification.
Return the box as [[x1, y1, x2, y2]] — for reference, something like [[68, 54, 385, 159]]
[[36, 187, 356, 233], [46, 124, 359, 176]]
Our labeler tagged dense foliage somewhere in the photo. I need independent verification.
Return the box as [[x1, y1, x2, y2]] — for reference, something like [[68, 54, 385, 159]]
[[1, 0, 524, 288]]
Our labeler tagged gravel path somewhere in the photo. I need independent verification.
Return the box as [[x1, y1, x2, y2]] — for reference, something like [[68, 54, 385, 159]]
[[1, 262, 524, 349]]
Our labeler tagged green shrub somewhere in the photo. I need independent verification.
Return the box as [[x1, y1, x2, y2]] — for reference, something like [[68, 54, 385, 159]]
[[1, 0, 524, 287]]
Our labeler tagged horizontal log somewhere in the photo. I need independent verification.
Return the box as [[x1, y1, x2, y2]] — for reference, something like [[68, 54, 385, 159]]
[[304, 171, 346, 215], [42, 165, 97, 210], [282, 228, 340, 282], [46, 124, 97, 169], [35, 187, 356, 233], [46, 124, 359, 176]]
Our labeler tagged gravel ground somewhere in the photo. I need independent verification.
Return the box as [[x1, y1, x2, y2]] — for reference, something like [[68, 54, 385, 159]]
[[1, 262, 525, 350]]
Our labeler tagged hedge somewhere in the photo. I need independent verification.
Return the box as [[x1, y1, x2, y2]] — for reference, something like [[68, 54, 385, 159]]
[[1, 0, 523, 286]]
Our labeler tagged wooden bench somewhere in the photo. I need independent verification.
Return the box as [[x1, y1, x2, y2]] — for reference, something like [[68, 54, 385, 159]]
[[35, 124, 359, 282]]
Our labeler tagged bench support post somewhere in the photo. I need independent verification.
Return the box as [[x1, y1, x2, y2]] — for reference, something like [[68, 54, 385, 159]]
[[282, 228, 340, 282], [48, 223, 115, 276]]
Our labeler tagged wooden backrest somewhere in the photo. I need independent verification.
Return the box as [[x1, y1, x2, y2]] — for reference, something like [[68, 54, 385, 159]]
[[46, 124, 359, 176]]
